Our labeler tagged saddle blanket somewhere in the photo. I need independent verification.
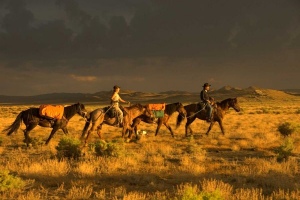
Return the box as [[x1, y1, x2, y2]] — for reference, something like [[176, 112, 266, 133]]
[[39, 105, 64, 120], [148, 103, 165, 111]]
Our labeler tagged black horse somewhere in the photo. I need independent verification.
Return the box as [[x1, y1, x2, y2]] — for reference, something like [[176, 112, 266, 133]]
[[3, 103, 87, 145], [128, 102, 187, 139], [176, 98, 241, 137]]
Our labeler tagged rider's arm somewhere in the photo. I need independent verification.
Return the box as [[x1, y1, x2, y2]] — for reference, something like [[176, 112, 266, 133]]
[[119, 97, 128, 103]]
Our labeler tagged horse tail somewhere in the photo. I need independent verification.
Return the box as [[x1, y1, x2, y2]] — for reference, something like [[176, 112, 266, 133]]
[[81, 114, 91, 137], [176, 113, 185, 129], [4, 111, 23, 136]]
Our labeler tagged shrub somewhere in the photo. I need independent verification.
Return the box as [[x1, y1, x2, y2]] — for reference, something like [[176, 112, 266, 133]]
[[0, 170, 25, 191], [277, 122, 295, 137], [56, 136, 82, 160], [275, 138, 294, 162], [92, 139, 126, 157]]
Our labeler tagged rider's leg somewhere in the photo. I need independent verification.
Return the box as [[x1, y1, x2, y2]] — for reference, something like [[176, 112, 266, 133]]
[[116, 107, 123, 125], [206, 104, 213, 121]]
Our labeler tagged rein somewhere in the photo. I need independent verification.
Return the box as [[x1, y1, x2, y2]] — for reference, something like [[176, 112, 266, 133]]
[[186, 103, 207, 119]]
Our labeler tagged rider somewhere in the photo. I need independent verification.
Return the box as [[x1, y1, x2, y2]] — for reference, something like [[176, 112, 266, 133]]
[[111, 85, 129, 127], [200, 82, 213, 122]]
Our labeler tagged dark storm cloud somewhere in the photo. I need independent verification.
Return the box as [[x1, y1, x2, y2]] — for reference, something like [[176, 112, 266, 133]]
[[0, 0, 299, 95], [0, 0, 298, 61]]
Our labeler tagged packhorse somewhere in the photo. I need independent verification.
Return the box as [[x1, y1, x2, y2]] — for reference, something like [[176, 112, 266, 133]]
[[3, 103, 87, 145], [128, 102, 187, 139], [81, 103, 153, 144], [176, 98, 241, 137]]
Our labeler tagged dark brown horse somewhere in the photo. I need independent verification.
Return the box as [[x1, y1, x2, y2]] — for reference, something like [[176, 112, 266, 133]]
[[3, 103, 87, 145], [80, 103, 153, 144], [128, 102, 187, 139], [176, 98, 241, 137]]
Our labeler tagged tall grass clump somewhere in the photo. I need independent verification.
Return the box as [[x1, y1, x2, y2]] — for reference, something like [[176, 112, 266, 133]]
[[56, 136, 82, 160], [0, 170, 25, 191]]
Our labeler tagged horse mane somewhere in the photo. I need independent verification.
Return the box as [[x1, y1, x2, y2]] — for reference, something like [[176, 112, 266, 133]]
[[64, 103, 78, 117], [217, 98, 231, 105], [64, 103, 84, 119], [165, 102, 180, 115]]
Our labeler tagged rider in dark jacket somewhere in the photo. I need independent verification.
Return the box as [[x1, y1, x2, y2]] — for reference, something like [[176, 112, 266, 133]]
[[200, 83, 213, 122]]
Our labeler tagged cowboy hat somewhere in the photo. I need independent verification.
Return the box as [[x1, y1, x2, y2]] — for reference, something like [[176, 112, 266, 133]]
[[202, 83, 211, 87]]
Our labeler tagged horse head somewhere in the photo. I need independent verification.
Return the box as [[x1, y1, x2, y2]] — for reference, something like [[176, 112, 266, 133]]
[[229, 98, 241, 112], [176, 102, 187, 118], [76, 103, 88, 118]]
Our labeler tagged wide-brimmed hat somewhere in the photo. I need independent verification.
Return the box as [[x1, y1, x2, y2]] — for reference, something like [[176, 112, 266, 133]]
[[202, 83, 211, 87]]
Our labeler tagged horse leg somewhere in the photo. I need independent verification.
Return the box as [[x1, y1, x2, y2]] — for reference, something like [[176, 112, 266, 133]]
[[185, 117, 195, 137], [23, 130, 32, 146], [130, 118, 141, 139], [60, 120, 68, 134], [45, 127, 59, 145], [206, 121, 216, 136], [164, 123, 174, 137], [218, 120, 225, 135], [82, 123, 100, 145], [155, 119, 163, 136], [61, 127, 68, 135], [23, 123, 38, 146], [96, 125, 102, 139]]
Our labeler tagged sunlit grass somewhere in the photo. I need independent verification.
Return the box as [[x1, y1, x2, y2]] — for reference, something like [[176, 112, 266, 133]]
[[0, 100, 300, 199]]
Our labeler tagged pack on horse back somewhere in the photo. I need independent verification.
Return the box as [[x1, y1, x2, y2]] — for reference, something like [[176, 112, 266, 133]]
[[39, 104, 64, 125], [148, 103, 165, 118]]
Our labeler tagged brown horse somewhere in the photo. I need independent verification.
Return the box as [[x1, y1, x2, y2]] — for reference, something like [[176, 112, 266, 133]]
[[80, 103, 153, 144], [176, 98, 241, 137], [128, 102, 187, 139], [3, 103, 87, 145]]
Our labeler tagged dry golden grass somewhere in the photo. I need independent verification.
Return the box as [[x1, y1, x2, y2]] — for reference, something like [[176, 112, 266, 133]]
[[0, 98, 300, 199]]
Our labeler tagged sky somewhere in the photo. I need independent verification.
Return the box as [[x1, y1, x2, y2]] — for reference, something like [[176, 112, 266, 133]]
[[0, 0, 299, 96]]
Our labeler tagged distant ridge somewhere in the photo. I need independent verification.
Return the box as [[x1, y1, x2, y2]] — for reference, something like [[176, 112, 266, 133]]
[[0, 86, 298, 105]]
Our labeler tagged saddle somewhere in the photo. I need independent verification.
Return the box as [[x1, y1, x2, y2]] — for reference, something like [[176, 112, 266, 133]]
[[104, 105, 127, 119], [197, 102, 206, 110]]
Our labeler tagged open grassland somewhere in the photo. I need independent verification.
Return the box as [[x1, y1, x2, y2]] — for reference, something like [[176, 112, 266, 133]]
[[1, 98, 300, 199]]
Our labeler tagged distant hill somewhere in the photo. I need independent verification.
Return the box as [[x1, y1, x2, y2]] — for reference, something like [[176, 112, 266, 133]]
[[0, 86, 298, 105], [283, 89, 300, 96]]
